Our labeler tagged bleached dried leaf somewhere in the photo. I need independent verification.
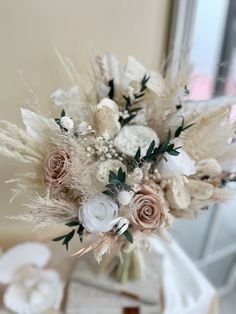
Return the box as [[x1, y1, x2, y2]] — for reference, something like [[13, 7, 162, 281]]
[[180, 106, 234, 160], [0, 243, 51, 284], [3, 266, 64, 314]]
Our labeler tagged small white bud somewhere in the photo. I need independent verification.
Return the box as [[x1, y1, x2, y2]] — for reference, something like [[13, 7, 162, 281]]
[[60, 116, 74, 131], [117, 190, 134, 206]]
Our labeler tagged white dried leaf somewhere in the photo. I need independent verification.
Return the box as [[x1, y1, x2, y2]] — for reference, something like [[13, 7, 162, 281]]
[[0, 243, 51, 284], [3, 266, 63, 314]]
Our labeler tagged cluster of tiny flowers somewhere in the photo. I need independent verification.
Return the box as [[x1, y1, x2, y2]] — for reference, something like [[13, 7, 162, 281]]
[[85, 134, 124, 161]]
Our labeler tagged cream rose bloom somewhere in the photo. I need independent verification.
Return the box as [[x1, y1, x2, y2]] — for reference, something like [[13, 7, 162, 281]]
[[114, 125, 160, 157], [79, 195, 118, 233]]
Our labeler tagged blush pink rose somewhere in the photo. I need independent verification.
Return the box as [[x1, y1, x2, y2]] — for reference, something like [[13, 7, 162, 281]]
[[129, 184, 165, 231], [43, 149, 72, 187]]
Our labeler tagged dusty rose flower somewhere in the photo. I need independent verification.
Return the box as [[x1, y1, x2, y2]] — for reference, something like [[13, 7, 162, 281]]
[[43, 149, 72, 187], [129, 184, 165, 231]]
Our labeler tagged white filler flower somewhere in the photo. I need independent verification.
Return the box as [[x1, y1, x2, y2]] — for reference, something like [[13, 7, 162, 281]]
[[158, 148, 196, 178], [114, 125, 160, 157], [79, 195, 118, 233]]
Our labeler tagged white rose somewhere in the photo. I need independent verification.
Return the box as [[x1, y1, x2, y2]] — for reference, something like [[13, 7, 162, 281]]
[[158, 148, 196, 178], [79, 195, 118, 233], [114, 125, 160, 157], [96, 159, 127, 185]]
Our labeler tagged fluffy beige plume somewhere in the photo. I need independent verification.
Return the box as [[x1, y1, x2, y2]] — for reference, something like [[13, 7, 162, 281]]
[[72, 234, 110, 257], [54, 48, 93, 123], [179, 106, 235, 161], [189, 186, 235, 211], [217, 143, 236, 165], [69, 162, 104, 198], [0, 121, 42, 164], [211, 187, 236, 203], [0, 110, 61, 197], [19, 193, 79, 226], [148, 59, 192, 141], [0, 108, 92, 211]]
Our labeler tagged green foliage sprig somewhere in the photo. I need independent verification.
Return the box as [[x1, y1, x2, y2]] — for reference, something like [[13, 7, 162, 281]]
[[123, 230, 133, 243], [119, 75, 150, 127], [108, 79, 114, 99], [55, 109, 68, 132], [133, 132, 181, 168], [174, 117, 195, 137], [53, 221, 84, 250], [103, 167, 130, 197]]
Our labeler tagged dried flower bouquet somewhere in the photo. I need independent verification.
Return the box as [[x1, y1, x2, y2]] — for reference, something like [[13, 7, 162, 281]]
[[1, 51, 236, 281]]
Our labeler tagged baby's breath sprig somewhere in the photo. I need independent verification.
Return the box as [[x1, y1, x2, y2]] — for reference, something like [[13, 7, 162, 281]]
[[85, 134, 124, 162]]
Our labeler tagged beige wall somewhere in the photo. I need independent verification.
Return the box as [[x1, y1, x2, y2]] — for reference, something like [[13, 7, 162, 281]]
[[0, 0, 171, 243]]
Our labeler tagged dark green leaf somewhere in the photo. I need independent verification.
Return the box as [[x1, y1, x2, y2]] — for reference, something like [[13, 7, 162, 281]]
[[61, 109, 66, 117], [53, 234, 67, 242], [118, 167, 126, 182], [109, 178, 121, 185], [175, 117, 195, 137], [124, 230, 133, 243], [120, 114, 136, 127], [140, 75, 150, 92], [109, 170, 117, 182], [175, 126, 182, 137], [167, 143, 174, 150], [183, 122, 195, 131], [118, 167, 123, 179], [134, 147, 141, 162], [105, 183, 118, 190], [103, 190, 115, 197], [66, 221, 80, 227], [108, 79, 114, 99], [77, 224, 84, 243], [146, 140, 155, 156], [168, 149, 180, 156], [129, 107, 142, 113], [134, 92, 145, 99], [121, 171, 126, 183], [63, 229, 75, 250]]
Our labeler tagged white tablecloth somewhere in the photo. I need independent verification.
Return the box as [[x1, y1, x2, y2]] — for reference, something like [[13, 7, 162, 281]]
[[66, 236, 217, 314]]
